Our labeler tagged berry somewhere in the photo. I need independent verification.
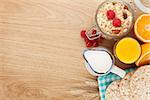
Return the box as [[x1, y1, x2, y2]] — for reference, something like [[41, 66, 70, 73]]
[[112, 30, 121, 34], [93, 41, 99, 47], [80, 30, 86, 38], [84, 37, 89, 43], [91, 39, 96, 43], [113, 18, 121, 27], [86, 41, 93, 47], [107, 10, 115, 20], [92, 29, 97, 34]]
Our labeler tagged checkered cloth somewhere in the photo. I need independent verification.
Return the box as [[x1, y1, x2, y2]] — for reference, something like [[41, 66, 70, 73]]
[[98, 68, 136, 100]]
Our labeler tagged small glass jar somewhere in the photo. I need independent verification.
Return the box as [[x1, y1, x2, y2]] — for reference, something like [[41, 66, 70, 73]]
[[87, 0, 134, 40]]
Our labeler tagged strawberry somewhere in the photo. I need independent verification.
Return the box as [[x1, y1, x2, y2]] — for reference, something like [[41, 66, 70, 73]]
[[112, 18, 121, 27], [106, 10, 115, 20]]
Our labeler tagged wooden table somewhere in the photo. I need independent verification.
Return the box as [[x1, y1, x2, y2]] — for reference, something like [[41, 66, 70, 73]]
[[0, 0, 148, 100]]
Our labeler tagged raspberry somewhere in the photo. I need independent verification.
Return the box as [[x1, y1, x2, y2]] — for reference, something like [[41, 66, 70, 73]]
[[92, 29, 97, 34], [90, 39, 96, 44], [86, 41, 93, 47], [106, 10, 115, 20], [112, 18, 121, 27], [84, 37, 89, 43], [80, 30, 86, 38], [93, 41, 99, 47]]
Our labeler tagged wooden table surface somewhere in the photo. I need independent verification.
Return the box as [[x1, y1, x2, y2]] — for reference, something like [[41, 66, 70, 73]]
[[0, 0, 148, 100]]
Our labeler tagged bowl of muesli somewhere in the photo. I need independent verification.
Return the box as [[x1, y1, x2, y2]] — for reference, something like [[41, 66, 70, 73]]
[[95, 0, 134, 39]]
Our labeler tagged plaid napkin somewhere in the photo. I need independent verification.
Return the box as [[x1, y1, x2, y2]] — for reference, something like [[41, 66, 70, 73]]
[[98, 68, 136, 100]]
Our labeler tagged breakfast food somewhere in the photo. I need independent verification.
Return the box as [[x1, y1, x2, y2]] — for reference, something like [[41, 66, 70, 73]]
[[105, 65, 150, 100], [119, 72, 134, 100], [106, 80, 121, 100], [114, 37, 141, 64], [134, 14, 150, 43], [96, 1, 133, 36], [130, 65, 150, 100], [136, 43, 150, 66], [80, 1, 150, 100]]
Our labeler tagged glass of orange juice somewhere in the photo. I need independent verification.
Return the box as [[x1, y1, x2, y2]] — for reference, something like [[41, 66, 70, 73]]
[[114, 37, 141, 64]]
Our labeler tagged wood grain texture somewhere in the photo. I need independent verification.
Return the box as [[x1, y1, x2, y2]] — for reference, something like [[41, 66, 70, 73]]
[[0, 0, 148, 100]]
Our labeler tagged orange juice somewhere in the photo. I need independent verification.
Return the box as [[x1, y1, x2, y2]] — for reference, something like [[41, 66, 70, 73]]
[[115, 37, 141, 64]]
